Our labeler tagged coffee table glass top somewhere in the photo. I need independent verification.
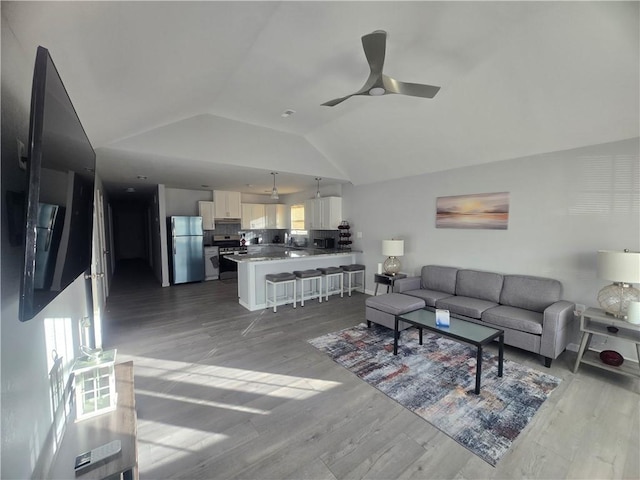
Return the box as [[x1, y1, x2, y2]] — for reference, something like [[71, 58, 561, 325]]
[[398, 308, 502, 344]]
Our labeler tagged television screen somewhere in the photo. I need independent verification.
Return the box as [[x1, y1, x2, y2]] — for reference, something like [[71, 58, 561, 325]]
[[19, 46, 96, 321]]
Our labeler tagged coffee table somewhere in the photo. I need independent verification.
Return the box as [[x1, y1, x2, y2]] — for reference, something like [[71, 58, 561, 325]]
[[394, 308, 504, 394]]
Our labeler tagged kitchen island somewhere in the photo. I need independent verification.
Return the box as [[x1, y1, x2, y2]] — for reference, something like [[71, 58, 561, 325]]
[[228, 248, 358, 311]]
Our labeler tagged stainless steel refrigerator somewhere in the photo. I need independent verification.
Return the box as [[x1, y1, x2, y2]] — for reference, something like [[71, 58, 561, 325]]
[[168, 216, 204, 284]]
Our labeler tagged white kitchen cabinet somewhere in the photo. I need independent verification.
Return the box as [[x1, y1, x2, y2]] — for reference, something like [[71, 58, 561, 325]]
[[304, 199, 316, 230], [213, 190, 241, 219], [265, 204, 288, 229], [320, 197, 342, 230], [305, 197, 342, 230], [198, 201, 215, 230], [241, 203, 266, 229]]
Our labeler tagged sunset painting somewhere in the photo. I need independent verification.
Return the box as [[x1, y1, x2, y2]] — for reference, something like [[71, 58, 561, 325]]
[[436, 192, 509, 229]]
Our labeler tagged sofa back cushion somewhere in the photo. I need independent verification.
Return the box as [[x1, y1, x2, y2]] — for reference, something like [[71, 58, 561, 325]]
[[421, 265, 458, 294], [456, 269, 504, 303], [500, 275, 562, 312]]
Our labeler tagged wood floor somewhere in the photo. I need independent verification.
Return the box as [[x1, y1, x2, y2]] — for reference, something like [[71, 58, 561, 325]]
[[103, 259, 640, 480]]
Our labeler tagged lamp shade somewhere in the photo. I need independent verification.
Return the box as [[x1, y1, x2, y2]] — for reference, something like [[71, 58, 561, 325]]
[[597, 250, 640, 284], [382, 239, 404, 257]]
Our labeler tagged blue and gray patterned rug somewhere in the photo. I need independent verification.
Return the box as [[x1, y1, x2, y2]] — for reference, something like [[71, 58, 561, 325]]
[[308, 323, 561, 466]]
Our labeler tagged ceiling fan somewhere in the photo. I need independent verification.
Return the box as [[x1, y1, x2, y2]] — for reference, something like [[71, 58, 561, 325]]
[[322, 30, 440, 107]]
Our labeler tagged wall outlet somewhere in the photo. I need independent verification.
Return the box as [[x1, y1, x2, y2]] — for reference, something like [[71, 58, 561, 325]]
[[575, 303, 586, 313], [356, 231, 362, 238]]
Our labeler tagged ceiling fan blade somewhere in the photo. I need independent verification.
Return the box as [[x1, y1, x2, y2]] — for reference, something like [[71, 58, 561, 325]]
[[321, 95, 354, 107], [322, 77, 376, 106], [361, 30, 386, 76], [383, 75, 440, 98]]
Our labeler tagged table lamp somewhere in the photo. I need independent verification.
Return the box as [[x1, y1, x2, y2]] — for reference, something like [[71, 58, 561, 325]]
[[597, 249, 640, 320], [382, 239, 404, 275]]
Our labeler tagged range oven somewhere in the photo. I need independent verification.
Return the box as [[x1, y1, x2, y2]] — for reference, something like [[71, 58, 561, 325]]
[[212, 235, 247, 279]]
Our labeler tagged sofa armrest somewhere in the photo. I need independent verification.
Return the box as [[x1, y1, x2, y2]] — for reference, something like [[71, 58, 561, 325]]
[[394, 276, 421, 293], [540, 300, 576, 359]]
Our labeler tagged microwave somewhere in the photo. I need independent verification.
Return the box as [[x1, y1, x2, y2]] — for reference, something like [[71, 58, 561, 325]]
[[313, 238, 335, 249]]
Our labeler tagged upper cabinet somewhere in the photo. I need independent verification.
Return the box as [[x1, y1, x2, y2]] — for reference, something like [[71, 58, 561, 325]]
[[265, 204, 288, 229], [198, 201, 215, 230], [304, 197, 342, 230], [304, 199, 316, 230], [241, 203, 266, 230], [213, 190, 241, 219]]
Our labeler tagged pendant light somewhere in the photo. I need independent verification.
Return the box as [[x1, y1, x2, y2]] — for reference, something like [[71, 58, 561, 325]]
[[315, 177, 322, 198], [270, 172, 279, 200]]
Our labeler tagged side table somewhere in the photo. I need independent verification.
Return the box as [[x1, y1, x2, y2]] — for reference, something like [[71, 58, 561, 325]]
[[573, 307, 640, 379], [374, 273, 406, 295]]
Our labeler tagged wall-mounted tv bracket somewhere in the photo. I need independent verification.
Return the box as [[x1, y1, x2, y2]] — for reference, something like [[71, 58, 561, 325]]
[[17, 139, 27, 170]]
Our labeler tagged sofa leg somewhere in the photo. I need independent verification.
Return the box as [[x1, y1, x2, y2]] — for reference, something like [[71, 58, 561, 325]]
[[544, 357, 552, 368], [367, 320, 371, 328]]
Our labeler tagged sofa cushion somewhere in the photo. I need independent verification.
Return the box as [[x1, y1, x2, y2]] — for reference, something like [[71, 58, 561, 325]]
[[366, 293, 426, 316], [421, 265, 458, 294], [435, 296, 499, 319], [455, 269, 503, 303], [482, 305, 544, 335], [500, 275, 562, 313], [403, 289, 454, 307]]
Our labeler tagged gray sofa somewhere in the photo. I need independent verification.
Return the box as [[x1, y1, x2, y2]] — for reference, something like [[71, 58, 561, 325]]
[[366, 265, 575, 367]]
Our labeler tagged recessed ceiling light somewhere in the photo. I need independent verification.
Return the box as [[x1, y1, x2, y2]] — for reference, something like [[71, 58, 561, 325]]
[[281, 109, 296, 118], [201, 184, 210, 188], [136, 175, 148, 180], [369, 87, 385, 96], [125, 187, 136, 193]]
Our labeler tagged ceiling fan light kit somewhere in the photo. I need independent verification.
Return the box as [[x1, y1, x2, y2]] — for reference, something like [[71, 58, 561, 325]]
[[322, 30, 440, 107]]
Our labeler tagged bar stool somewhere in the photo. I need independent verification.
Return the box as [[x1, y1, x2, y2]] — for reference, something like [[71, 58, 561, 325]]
[[317, 266, 343, 301], [340, 264, 366, 296], [293, 269, 323, 306], [265, 272, 296, 313]]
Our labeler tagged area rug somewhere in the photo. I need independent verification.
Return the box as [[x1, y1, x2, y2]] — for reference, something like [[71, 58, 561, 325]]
[[308, 323, 561, 466]]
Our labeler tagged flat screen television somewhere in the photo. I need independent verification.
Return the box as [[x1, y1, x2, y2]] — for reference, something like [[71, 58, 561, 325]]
[[19, 46, 96, 321]]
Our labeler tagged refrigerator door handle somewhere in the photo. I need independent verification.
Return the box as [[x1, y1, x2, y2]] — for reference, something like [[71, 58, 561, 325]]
[[44, 229, 53, 252]]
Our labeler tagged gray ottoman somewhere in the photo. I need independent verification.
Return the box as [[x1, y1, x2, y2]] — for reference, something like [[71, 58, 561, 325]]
[[365, 293, 426, 331]]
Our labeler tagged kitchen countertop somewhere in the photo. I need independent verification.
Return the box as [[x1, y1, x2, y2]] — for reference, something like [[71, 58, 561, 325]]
[[228, 248, 356, 262]]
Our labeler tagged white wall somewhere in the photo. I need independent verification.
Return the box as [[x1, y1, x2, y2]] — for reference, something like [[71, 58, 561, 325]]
[[165, 187, 211, 217], [285, 183, 343, 206], [343, 137, 639, 355], [1, 20, 91, 478]]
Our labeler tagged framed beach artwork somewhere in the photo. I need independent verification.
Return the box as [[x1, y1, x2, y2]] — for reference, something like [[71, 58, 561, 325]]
[[436, 192, 509, 230]]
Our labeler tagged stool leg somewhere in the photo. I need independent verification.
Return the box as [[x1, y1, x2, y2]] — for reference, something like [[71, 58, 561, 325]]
[[325, 276, 329, 301], [340, 273, 344, 297], [273, 282, 278, 313], [292, 281, 296, 308], [318, 277, 322, 303]]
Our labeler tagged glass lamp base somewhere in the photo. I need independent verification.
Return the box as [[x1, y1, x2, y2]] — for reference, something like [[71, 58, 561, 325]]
[[598, 283, 640, 319], [383, 256, 401, 276]]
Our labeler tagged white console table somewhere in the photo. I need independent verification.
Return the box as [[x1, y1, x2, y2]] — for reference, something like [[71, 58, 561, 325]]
[[573, 307, 640, 379]]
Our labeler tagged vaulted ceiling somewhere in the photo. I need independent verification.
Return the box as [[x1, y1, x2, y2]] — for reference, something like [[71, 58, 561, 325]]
[[4, 1, 639, 198]]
